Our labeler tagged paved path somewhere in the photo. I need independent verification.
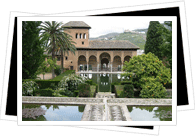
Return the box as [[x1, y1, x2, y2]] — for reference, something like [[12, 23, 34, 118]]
[[22, 94, 172, 121]]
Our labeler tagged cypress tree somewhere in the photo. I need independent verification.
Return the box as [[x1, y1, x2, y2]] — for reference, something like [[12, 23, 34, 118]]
[[22, 21, 45, 79], [144, 21, 163, 60]]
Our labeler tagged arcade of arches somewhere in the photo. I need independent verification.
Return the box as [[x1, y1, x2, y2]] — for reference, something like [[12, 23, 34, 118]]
[[77, 50, 137, 72]]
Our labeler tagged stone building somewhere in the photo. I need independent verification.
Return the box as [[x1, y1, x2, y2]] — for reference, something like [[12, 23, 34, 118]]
[[52, 21, 140, 72]]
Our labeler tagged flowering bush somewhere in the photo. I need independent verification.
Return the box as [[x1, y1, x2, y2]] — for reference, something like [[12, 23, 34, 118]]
[[22, 80, 39, 96], [57, 74, 86, 96]]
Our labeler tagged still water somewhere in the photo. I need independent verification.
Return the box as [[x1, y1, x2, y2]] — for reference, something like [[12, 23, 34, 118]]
[[80, 73, 122, 92], [127, 106, 172, 121], [22, 104, 85, 121]]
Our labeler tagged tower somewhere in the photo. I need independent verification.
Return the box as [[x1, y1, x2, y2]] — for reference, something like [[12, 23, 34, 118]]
[[63, 21, 91, 48]]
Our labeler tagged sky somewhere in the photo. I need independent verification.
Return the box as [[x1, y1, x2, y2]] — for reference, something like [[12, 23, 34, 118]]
[[61, 16, 167, 38]]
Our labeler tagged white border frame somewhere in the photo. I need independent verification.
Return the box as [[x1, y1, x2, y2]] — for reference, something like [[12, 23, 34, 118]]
[[17, 16, 177, 126], [0, 12, 39, 121], [1, 1, 194, 134]]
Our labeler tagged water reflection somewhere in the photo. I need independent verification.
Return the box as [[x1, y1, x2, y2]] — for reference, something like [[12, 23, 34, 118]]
[[80, 74, 121, 92], [22, 104, 85, 121], [127, 106, 172, 121]]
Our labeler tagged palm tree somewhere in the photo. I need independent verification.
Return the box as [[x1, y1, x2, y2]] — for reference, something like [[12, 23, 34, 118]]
[[40, 21, 76, 78], [56, 32, 76, 73]]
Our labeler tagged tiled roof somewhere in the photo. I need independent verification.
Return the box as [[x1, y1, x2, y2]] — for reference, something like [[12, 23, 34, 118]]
[[78, 40, 140, 49], [63, 21, 91, 29]]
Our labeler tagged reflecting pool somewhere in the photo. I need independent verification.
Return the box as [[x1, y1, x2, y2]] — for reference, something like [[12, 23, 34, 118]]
[[127, 106, 172, 121], [80, 73, 122, 92], [22, 104, 85, 121]]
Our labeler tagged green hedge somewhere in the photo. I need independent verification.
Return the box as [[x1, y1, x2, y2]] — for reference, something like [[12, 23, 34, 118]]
[[23, 79, 60, 89], [33, 88, 54, 97], [120, 81, 132, 85], [35, 80, 60, 89]]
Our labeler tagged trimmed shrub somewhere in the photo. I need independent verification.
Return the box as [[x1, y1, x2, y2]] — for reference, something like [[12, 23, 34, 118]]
[[90, 85, 97, 97], [140, 77, 167, 98], [113, 85, 124, 98], [123, 84, 134, 98], [111, 82, 121, 93], [78, 83, 91, 97], [54, 65, 61, 76]]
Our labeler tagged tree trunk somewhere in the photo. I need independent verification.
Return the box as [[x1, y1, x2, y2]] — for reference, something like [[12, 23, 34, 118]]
[[52, 39, 56, 79], [61, 49, 64, 73]]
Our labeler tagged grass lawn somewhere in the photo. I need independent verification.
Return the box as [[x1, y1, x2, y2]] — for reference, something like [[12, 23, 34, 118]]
[[52, 70, 75, 80]]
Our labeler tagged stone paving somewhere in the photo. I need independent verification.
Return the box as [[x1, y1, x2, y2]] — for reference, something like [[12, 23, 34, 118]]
[[22, 94, 172, 121]]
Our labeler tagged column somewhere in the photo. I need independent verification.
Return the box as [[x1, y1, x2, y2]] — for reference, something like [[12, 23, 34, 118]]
[[87, 62, 89, 72], [97, 63, 99, 72], [122, 61, 124, 72], [110, 62, 113, 72], [76, 61, 78, 72]]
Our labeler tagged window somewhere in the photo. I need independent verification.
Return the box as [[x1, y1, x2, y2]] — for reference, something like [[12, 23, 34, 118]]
[[82, 41, 84, 45], [57, 57, 60, 61], [76, 33, 78, 39], [80, 33, 82, 39], [65, 56, 68, 60], [83, 33, 86, 39]]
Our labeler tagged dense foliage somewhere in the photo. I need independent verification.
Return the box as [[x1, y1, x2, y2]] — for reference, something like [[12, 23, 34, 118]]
[[144, 21, 164, 60], [22, 21, 45, 79], [122, 52, 171, 98]]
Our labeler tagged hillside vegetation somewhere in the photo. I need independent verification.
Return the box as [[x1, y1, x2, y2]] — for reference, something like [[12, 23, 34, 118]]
[[114, 32, 146, 50]]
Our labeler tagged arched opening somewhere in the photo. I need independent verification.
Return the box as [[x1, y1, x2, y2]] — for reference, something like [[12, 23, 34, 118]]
[[99, 52, 111, 71], [89, 55, 97, 71], [78, 55, 87, 71], [124, 55, 131, 62], [113, 55, 122, 71]]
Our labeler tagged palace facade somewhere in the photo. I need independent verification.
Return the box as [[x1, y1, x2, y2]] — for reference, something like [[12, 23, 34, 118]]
[[52, 21, 140, 72]]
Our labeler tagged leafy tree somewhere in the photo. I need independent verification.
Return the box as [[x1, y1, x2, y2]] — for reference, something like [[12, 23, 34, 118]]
[[39, 21, 76, 78], [144, 21, 164, 60], [37, 58, 57, 79], [122, 53, 171, 98], [22, 21, 45, 79]]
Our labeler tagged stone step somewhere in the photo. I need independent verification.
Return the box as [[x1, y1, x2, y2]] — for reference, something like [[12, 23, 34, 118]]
[[96, 92, 115, 98]]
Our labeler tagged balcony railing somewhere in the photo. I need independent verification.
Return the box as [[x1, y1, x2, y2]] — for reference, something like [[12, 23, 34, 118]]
[[78, 67, 122, 72]]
